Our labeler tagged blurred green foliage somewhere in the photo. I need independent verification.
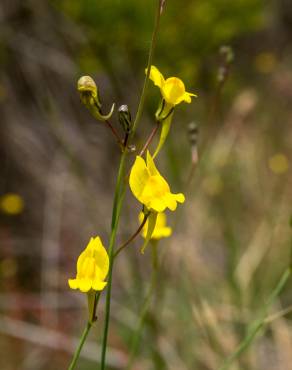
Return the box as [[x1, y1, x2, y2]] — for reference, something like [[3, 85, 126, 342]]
[[53, 0, 264, 84]]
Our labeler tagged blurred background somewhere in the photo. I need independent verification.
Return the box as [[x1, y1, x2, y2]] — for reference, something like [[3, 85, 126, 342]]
[[0, 0, 292, 369]]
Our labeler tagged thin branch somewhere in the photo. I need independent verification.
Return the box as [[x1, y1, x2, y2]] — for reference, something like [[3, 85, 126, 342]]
[[114, 213, 149, 258], [104, 119, 123, 146], [139, 122, 160, 156]]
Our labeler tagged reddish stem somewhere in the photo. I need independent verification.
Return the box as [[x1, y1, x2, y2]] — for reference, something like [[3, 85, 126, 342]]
[[114, 213, 149, 258], [139, 122, 160, 156]]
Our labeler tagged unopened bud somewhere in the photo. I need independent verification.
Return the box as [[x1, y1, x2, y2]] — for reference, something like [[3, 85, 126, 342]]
[[188, 122, 199, 147], [188, 122, 199, 164], [77, 75, 114, 122], [77, 76, 98, 97], [118, 105, 132, 134]]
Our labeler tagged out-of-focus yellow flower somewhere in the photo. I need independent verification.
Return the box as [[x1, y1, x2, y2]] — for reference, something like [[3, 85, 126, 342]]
[[0, 193, 24, 215], [139, 212, 172, 239], [269, 153, 289, 174], [254, 52, 277, 74], [129, 151, 185, 213], [147, 65, 197, 106], [68, 236, 109, 293]]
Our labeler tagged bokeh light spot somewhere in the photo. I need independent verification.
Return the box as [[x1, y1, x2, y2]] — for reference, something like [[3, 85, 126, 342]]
[[268, 153, 289, 174], [0, 193, 24, 215]]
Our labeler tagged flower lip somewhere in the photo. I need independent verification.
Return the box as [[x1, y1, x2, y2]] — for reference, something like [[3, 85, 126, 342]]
[[129, 151, 185, 213], [68, 236, 109, 293]]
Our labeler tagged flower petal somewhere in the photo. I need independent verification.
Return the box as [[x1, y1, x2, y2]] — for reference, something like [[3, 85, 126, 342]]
[[164, 194, 178, 211], [92, 280, 107, 291], [146, 65, 165, 88], [161, 226, 172, 238], [183, 92, 197, 103], [68, 279, 78, 290], [162, 77, 186, 105], [79, 279, 92, 293], [129, 156, 150, 200], [76, 237, 94, 273], [149, 198, 167, 213], [175, 193, 185, 203], [92, 237, 109, 280]]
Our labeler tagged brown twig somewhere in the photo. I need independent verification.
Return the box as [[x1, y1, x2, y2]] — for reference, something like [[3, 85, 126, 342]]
[[104, 119, 124, 146], [114, 213, 149, 258], [139, 122, 160, 156]]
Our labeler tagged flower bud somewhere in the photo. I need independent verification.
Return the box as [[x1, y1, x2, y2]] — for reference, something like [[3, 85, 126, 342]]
[[77, 75, 98, 97], [77, 75, 100, 108], [188, 121, 199, 148], [77, 75, 115, 122], [118, 105, 132, 134]]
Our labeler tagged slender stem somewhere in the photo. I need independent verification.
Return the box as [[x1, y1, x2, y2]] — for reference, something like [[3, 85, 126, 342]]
[[91, 292, 101, 323], [100, 151, 127, 370], [139, 122, 160, 156], [208, 51, 232, 126], [123, 132, 130, 148], [126, 241, 159, 369], [100, 2, 163, 368], [184, 153, 199, 195], [68, 321, 92, 370], [114, 213, 149, 258], [104, 119, 123, 146], [218, 267, 291, 370], [68, 291, 101, 370], [131, 0, 162, 137]]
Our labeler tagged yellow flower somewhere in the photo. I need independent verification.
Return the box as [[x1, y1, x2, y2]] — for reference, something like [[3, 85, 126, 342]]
[[68, 236, 109, 293], [139, 212, 172, 239], [129, 151, 185, 212], [0, 193, 24, 215], [147, 65, 197, 106]]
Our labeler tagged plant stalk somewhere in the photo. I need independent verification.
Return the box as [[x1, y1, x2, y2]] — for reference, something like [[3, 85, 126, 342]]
[[68, 321, 92, 370], [100, 1, 163, 368]]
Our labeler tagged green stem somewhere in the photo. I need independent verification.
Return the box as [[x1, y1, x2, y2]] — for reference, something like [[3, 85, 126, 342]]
[[68, 291, 101, 370], [100, 2, 163, 368], [218, 267, 291, 370], [100, 151, 127, 370], [126, 241, 159, 369], [68, 321, 92, 370]]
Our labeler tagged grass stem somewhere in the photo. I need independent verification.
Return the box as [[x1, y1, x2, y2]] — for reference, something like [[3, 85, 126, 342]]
[[218, 267, 291, 370]]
